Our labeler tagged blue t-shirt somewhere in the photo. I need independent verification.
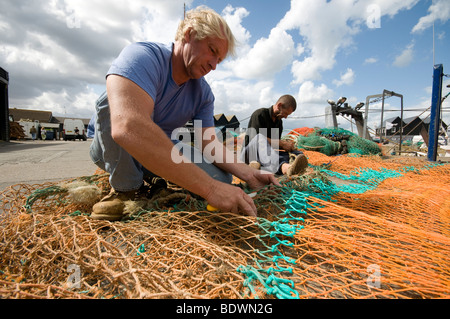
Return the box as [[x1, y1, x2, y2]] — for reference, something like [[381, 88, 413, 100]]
[[106, 42, 215, 137]]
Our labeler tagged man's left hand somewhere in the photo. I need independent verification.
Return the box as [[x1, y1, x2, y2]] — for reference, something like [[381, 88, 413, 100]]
[[280, 139, 296, 152], [246, 169, 281, 190]]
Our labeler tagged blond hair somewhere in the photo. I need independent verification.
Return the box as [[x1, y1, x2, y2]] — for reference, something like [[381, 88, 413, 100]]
[[175, 6, 236, 58]]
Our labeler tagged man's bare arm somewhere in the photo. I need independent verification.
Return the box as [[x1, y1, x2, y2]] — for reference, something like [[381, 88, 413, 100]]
[[107, 75, 257, 216]]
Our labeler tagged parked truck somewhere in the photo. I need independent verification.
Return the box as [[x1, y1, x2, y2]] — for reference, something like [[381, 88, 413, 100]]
[[63, 119, 87, 141]]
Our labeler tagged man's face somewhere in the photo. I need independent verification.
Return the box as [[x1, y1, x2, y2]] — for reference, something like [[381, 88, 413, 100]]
[[273, 103, 294, 119], [183, 31, 228, 79]]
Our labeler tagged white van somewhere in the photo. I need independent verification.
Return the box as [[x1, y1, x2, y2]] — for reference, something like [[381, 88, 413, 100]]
[[63, 119, 87, 141]]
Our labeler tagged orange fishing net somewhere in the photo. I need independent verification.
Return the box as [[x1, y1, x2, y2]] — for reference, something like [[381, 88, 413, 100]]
[[290, 151, 450, 298], [287, 127, 315, 137]]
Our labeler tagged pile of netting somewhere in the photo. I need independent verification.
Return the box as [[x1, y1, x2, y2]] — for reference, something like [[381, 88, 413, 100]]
[[286, 127, 382, 156], [1, 151, 449, 299]]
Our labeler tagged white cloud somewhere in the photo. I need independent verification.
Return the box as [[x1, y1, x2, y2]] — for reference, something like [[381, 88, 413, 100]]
[[393, 43, 414, 67], [364, 57, 378, 64], [131, 7, 185, 43], [278, 0, 356, 84], [424, 85, 433, 96], [290, 56, 326, 84], [297, 81, 334, 105], [30, 87, 99, 118], [207, 5, 297, 120], [278, 81, 336, 130], [333, 68, 355, 87], [229, 27, 295, 80], [60, 0, 188, 39], [222, 5, 251, 53], [277, 0, 420, 84], [1, 0, 188, 117], [412, 0, 450, 33], [207, 78, 277, 124]]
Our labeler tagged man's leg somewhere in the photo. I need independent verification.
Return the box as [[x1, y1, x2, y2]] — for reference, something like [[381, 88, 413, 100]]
[[241, 134, 308, 176], [173, 141, 233, 184], [239, 133, 280, 174], [278, 149, 308, 176], [89, 93, 145, 221], [89, 94, 235, 220], [89, 93, 144, 192]]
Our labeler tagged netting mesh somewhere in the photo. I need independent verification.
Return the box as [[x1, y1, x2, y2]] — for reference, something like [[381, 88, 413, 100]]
[[1, 150, 449, 299], [288, 127, 383, 156]]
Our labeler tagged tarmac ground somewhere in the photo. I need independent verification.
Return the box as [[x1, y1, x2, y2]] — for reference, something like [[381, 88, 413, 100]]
[[0, 138, 98, 192]]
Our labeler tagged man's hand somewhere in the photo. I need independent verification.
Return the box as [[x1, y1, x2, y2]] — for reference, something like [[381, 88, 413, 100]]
[[206, 169, 280, 217], [245, 168, 281, 191], [279, 139, 296, 152]]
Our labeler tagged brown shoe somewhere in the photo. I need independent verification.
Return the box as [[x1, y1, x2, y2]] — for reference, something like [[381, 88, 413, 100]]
[[287, 154, 308, 176], [91, 188, 136, 221]]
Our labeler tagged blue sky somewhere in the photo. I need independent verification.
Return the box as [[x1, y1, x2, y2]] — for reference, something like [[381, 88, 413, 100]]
[[1, 0, 449, 136], [196, 0, 450, 133]]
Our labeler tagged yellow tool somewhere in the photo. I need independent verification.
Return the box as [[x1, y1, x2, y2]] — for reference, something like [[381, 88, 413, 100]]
[[206, 204, 219, 212]]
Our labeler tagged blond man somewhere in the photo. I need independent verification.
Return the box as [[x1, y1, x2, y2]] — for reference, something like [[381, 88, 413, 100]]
[[89, 7, 279, 221]]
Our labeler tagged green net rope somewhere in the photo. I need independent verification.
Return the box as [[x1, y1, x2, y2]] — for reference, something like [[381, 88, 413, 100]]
[[293, 128, 382, 156]]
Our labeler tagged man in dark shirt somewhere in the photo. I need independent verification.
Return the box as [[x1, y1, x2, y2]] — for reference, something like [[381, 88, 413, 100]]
[[240, 95, 308, 176]]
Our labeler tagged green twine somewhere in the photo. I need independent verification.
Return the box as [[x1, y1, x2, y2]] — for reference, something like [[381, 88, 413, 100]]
[[137, 244, 146, 256], [237, 265, 299, 299], [68, 210, 90, 217], [24, 186, 67, 213]]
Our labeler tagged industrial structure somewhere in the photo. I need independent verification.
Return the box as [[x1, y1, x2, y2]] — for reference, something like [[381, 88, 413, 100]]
[[0, 67, 9, 142]]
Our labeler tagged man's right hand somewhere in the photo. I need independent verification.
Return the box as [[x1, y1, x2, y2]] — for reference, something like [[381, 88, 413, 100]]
[[204, 181, 257, 217]]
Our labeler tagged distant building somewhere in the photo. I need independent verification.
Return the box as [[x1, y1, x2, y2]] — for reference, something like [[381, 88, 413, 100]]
[[213, 113, 228, 128], [379, 116, 424, 136], [377, 115, 447, 143], [422, 117, 448, 134], [215, 114, 240, 141], [225, 115, 240, 130], [9, 108, 54, 123], [8, 108, 90, 140], [177, 114, 241, 143]]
